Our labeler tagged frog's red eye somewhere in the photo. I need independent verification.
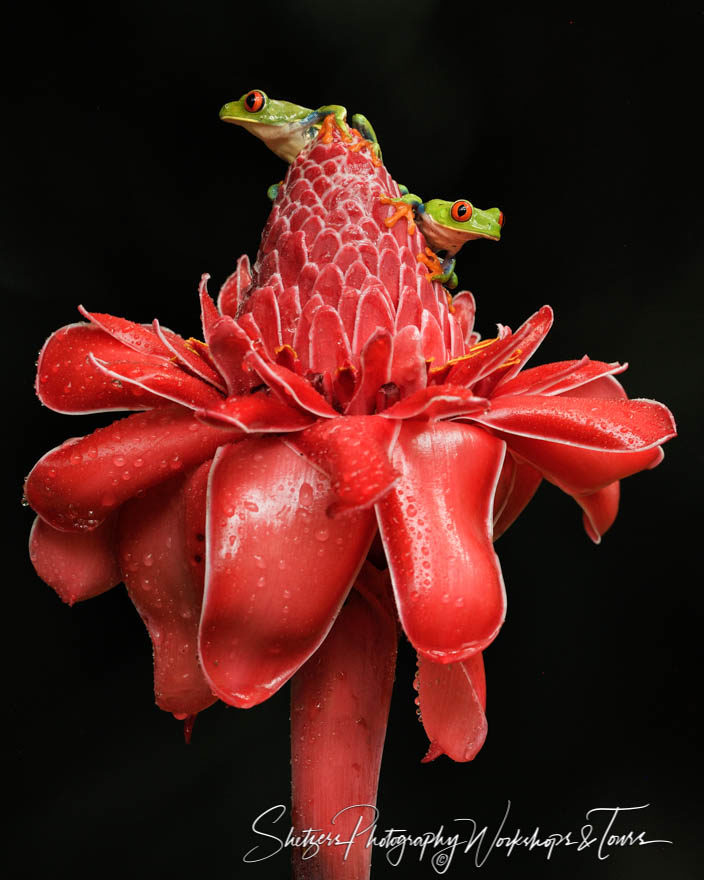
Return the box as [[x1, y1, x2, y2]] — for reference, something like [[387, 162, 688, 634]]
[[451, 200, 473, 222], [244, 90, 266, 112], [498, 211, 504, 227]]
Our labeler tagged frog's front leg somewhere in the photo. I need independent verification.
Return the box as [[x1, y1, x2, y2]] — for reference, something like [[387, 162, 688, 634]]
[[438, 256, 459, 290], [308, 104, 352, 141], [417, 249, 458, 289], [351, 113, 382, 162]]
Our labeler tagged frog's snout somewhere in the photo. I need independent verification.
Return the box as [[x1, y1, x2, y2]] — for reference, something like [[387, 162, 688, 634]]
[[219, 102, 240, 121]]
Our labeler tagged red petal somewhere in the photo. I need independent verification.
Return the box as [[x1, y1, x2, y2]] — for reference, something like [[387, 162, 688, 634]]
[[451, 290, 477, 346], [288, 415, 399, 514], [345, 329, 393, 416], [293, 294, 325, 370], [574, 481, 620, 544], [376, 422, 507, 662], [278, 230, 308, 287], [311, 263, 344, 308], [351, 288, 394, 354], [218, 254, 252, 318], [380, 385, 488, 421], [308, 305, 352, 375], [117, 471, 216, 716], [36, 322, 167, 413], [278, 286, 302, 347], [244, 350, 338, 418], [390, 325, 427, 398], [490, 304, 554, 384], [378, 248, 401, 307], [420, 311, 446, 366], [153, 319, 227, 392], [476, 394, 676, 452], [558, 372, 628, 400], [495, 357, 626, 397], [206, 316, 260, 396], [29, 514, 120, 605], [25, 406, 237, 531], [198, 274, 221, 339], [89, 354, 223, 410], [396, 285, 423, 331], [417, 653, 487, 762], [496, 434, 665, 495], [290, 564, 397, 880], [448, 306, 552, 389], [195, 392, 315, 432], [199, 438, 376, 708], [248, 286, 283, 357], [78, 306, 171, 357], [493, 456, 543, 540]]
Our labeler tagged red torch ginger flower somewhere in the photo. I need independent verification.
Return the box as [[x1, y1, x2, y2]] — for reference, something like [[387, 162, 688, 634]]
[[26, 126, 675, 879]]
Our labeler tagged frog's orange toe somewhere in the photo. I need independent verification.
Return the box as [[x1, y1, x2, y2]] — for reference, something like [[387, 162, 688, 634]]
[[380, 196, 417, 236]]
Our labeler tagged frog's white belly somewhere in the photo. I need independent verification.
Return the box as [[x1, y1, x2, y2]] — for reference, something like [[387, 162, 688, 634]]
[[417, 213, 484, 255], [238, 120, 315, 163]]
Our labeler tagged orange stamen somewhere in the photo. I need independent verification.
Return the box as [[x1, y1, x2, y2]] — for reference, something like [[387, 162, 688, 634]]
[[469, 337, 498, 352], [184, 336, 207, 354], [498, 347, 523, 369]]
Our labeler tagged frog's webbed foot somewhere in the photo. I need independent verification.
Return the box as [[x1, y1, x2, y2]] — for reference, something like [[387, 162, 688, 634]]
[[379, 193, 421, 235], [313, 105, 353, 142], [267, 181, 283, 201], [351, 113, 383, 163], [417, 249, 457, 288]]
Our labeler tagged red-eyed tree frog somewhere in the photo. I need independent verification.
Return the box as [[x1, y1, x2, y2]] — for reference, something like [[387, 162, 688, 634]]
[[381, 193, 503, 289], [219, 90, 382, 198], [219, 89, 348, 162]]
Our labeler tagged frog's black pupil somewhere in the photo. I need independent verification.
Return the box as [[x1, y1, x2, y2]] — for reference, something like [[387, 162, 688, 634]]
[[246, 93, 256, 108], [457, 204, 467, 217]]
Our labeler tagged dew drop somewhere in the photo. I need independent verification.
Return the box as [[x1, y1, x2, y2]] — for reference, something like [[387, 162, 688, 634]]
[[298, 482, 314, 508]]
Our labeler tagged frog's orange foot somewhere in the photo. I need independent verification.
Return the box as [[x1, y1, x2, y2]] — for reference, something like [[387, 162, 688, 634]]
[[348, 129, 382, 166], [317, 113, 352, 144], [379, 194, 417, 235], [318, 114, 338, 144], [417, 247, 444, 280]]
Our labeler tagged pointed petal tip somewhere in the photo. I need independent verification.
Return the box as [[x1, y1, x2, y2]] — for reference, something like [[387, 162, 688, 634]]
[[583, 517, 603, 544], [183, 713, 197, 744], [421, 742, 443, 763]]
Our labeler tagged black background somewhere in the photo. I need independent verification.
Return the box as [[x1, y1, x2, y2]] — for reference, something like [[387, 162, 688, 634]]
[[6, 5, 703, 879]]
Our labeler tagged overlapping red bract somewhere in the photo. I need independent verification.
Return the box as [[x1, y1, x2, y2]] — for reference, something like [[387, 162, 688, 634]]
[[26, 125, 675, 880]]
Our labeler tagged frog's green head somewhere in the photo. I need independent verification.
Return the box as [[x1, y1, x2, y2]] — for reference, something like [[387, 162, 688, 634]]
[[219, 89, 311, 128], [417, 199, 504, 257]]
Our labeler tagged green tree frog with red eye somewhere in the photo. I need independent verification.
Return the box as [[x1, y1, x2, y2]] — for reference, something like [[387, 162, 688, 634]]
[[219, 89, 352, 163], [381, 193, 503, 289]]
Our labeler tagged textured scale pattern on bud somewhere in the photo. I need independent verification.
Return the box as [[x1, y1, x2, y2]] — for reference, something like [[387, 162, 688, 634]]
[[232, 129, 473, 413]]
